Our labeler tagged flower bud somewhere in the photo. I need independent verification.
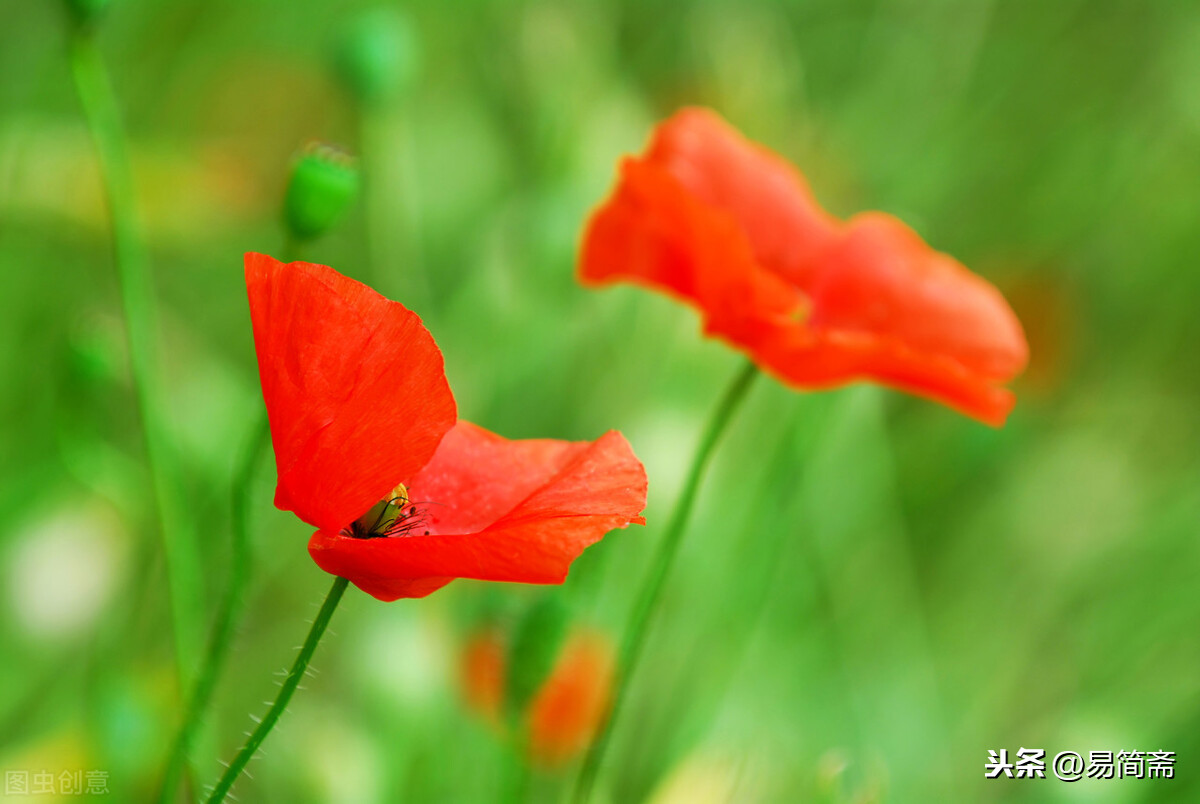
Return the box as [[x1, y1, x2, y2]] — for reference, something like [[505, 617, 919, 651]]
[[504, 594, 570, 718], [334, 9, 420, 106], [283, 143, 360, 243]]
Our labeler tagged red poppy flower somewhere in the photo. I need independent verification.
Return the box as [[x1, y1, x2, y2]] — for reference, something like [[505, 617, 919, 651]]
[[246, 253, 648, 600], [580, 107, 1029, 425]]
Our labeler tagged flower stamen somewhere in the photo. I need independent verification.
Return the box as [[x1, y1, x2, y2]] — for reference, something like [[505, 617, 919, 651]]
[[343, 483, 434, 539]]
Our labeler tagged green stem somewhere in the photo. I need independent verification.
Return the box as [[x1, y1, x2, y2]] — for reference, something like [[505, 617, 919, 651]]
[[156, 418, 271, 804], [206, 575, 350, 804], [67, 29, 204, 687], [571, 359, 759, 803], [647, 406, 813, 779]]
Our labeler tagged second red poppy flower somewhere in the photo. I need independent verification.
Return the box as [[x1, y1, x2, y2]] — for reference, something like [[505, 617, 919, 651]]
[[581, 108, 1029, 425]]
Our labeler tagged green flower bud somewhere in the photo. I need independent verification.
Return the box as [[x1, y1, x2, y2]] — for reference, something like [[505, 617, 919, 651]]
[[283, 143, 360, 243], [334, 8, 421, 106], [504, 594, 570, 719], [64, 0, 110, 27]]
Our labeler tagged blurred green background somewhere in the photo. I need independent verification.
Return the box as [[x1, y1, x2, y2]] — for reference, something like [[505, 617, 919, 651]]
[[3, 0, 1200, 801]]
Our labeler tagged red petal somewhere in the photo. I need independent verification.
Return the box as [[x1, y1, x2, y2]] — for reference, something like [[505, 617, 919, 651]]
[[308, 421, 648, 601], [580, 108, 1029, 425], [644, 107, 842, 286], [245, 253, 457, 532], [808, 214, 1028, 383], [581, 156, 803, 330]]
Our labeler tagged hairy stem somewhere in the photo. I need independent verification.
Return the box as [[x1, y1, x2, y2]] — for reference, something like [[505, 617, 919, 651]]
[[205, 575, 350, 803]]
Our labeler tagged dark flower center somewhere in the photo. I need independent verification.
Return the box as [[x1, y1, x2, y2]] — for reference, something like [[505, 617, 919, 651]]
[[342, 483, 433, 539]]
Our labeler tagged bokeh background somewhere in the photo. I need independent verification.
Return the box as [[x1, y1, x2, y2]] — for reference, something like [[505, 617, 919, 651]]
[[3, 0, 1200, 801]]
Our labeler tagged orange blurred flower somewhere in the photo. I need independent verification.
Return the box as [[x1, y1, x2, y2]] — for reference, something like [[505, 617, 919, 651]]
[[526, 632, 615, 767], [461, 628, 506, 725], [460, 627, 616, 767]]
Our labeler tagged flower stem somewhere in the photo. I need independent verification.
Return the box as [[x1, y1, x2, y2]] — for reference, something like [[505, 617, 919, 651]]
[[67, 28, 204, 685], [572, 359, 759, 802], [205, 575, 350, 804], [156, 418, 271, 804]]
